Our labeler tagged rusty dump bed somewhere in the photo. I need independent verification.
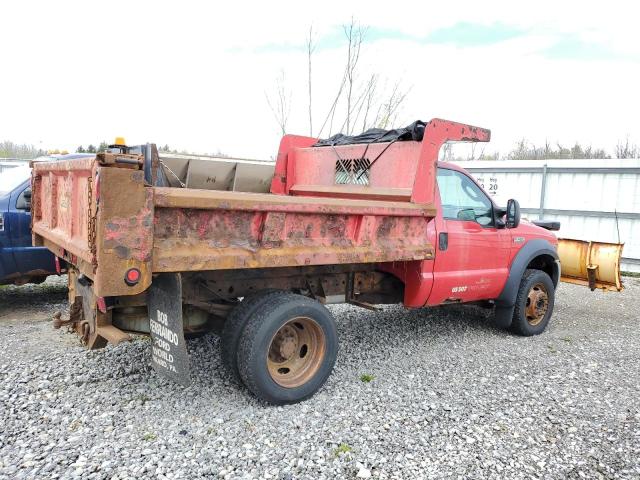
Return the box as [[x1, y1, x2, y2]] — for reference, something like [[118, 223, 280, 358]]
[[31, 119, 490, 298]]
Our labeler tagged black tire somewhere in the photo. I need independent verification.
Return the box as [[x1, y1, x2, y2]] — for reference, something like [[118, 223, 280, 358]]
[[237, 293, 338, 405], [220, 289, 282, 382], [510, 269, 555, 336]]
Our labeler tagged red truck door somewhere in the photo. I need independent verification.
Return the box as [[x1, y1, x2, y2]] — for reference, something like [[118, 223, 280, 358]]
[[427, 167, 511, 305]]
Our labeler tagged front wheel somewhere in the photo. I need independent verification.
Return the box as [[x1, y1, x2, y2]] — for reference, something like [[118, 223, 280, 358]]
[[237, 293, 338, 405], [510, 269, 555, 336]]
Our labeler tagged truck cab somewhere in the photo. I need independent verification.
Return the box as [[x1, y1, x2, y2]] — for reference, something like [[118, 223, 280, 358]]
[[429, 162, 561, 335], [430, 162, 559, 304], [1, 154, 92, 285], [0, 165, 59, 285]]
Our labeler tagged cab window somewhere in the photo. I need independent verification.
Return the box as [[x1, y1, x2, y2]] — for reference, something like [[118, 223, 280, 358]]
[[436, 168, 493, 226]]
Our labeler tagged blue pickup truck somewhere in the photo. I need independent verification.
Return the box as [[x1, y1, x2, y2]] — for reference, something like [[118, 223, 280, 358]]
[[0, 164, 57, 285], [0, 155, 92, 285]]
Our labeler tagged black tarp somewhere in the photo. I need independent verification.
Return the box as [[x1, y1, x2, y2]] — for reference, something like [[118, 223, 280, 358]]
[[313, 120, 426, 147]]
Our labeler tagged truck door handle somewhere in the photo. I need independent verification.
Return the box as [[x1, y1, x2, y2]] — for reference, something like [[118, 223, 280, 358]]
[[439, 232, 448, 251]]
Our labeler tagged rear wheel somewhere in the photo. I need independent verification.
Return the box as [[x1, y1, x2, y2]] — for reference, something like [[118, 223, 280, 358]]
[[220, 289, 281, 382], [237, 293, 338, 405], [510, 269, 555, 336]]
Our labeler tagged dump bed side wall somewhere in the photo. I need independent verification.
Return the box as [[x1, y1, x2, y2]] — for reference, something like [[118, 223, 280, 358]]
[[152, 196, 434, 273], [32, 159, 95, 266], [152, 187, 436, 273]]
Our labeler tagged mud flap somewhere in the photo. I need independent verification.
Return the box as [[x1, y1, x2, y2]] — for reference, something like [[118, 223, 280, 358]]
[[494, 305, 515, 329], [147, 273, 191, 386]]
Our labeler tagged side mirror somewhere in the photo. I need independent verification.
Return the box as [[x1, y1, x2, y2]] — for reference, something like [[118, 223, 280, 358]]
[[16, 188, 31, 211], [506, 198, 520, 228]]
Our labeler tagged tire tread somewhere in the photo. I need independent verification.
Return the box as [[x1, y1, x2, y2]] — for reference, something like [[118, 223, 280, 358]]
[[237, 293, 337, 404], [220, 289, 283, 382], [510, 269, 555, 336]]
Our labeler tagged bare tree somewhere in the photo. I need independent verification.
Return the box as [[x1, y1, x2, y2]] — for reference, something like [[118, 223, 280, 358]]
[[507, 138, 610, 159], [440, 143, 453, 162], [343, 18, 367, 135], [317, 70, 348, 138], [265, 70, 292, 136], [306, 25, 316, 137], [615, 136, 639, 159], [468, 142, 486, 161], [307, 18, 411, 139], [373, 81, 410, 129], [359, 74, 379, 132], [337, 74, 377, 134]]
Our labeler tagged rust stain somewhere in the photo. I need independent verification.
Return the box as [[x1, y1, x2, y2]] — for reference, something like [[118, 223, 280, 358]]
[[376, 217, 395, 238], [103, 205, 153, 262]]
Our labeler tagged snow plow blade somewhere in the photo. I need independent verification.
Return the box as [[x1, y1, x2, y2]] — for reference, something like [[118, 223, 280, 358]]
[[558, 239, 624, 292]]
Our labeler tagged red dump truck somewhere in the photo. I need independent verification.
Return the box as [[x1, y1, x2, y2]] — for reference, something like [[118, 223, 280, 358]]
[[31, 119, 592, 404]]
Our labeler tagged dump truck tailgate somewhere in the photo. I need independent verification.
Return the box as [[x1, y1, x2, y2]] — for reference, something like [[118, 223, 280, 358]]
[[31, 158, 96, 270], [32, 157, 154, 297]]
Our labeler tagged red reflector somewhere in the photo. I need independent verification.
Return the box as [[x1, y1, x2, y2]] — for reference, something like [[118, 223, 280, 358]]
[[97, 297, 107, 313], [124, 268, 141, 286], [54, 256, 61, 275]]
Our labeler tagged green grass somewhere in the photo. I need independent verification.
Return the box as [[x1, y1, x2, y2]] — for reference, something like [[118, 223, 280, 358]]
[[622, 271, 640, 278], [334, 443, 352, 456], [360, 373, 375, 383], [142, 432, 157, 441]]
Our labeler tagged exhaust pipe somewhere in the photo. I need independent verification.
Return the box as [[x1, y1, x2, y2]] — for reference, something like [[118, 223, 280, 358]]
[[557, 238, 624, 292]]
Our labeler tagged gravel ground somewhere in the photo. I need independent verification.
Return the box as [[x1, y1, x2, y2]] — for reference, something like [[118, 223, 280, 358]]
[[0, 276, 639, 479]]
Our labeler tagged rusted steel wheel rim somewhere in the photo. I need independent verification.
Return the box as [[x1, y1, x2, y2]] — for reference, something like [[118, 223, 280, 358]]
[[267, 316, 326, 388], [525, 282, 549, 326]]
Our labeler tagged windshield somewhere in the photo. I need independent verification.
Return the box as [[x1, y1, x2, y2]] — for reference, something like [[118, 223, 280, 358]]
[[0, 165, 30, 197]]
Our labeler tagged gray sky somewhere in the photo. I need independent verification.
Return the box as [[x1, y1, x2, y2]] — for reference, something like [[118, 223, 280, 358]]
[[2, 0, 639, 159]]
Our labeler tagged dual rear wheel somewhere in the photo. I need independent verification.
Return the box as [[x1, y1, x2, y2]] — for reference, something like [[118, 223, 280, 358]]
[[221, 292, 338, 405]]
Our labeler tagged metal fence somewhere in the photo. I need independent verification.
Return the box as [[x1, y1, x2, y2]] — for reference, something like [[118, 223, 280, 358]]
[[454, 159, 640, 273]]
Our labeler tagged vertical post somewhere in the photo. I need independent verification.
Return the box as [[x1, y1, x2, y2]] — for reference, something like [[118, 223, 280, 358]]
[[539, 163, 548, 219], [269, 134, 318, 195], [411, 119, 491, 204]]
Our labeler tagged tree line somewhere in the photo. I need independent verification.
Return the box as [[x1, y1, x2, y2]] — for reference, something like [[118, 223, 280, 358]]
[[76, 142, 109, 153], [441, 138, 639, 161], [0, 141, 46, 159], [1, 137, 638, 161]]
